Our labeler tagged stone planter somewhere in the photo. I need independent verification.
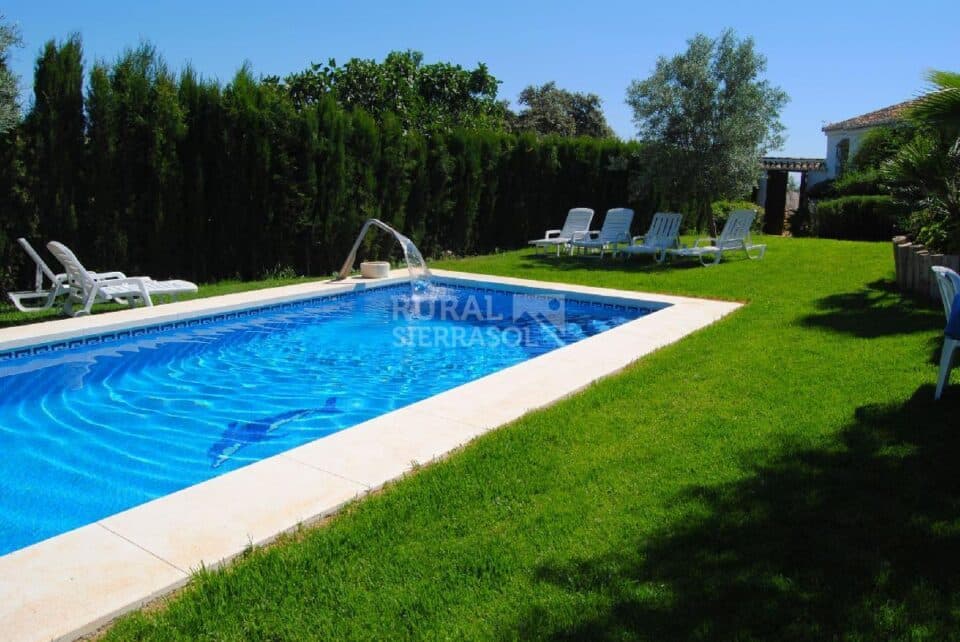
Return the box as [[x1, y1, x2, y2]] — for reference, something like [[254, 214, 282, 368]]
[[359, 261, 391, 279], [892, 235, 960, 301]]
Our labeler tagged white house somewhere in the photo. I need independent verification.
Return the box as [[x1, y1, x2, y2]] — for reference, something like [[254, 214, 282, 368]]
[[812, 99, 915, 184]]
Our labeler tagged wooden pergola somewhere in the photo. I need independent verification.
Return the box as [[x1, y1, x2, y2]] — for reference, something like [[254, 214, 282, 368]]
[[758, 157, 826, 235]]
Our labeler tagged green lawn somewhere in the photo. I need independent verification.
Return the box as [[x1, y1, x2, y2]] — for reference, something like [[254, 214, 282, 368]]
[[16, 236, 960, 640]]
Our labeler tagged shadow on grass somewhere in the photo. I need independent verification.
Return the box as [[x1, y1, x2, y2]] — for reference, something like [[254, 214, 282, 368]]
[[512, 387, 960, 640], [801, 279, 943, 339], [518, 251, 701, 274]]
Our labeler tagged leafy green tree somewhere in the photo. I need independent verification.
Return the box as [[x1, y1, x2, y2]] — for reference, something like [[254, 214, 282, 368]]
[[514, 82, 615, 138], [626, 29, 787, 231], [0, 16, 21, 134], [850, 125, 916, 173], [284, 51, 505, 133]]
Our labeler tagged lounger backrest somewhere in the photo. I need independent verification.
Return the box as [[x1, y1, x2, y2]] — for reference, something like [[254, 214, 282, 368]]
[[597, 208, 634, 243], [932, 266, 960, 321], [17, 238, 59, 290], [645, 212, 682, 248], [46, 241, 97, 293], [561, 208, 594, 237], [717, 210, 756, 248]]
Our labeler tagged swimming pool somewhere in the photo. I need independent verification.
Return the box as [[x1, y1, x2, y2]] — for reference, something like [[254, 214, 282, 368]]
[[0, 279, 655, 556]]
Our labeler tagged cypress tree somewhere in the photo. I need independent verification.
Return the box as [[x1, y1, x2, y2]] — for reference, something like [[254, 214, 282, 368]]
[[27, 36, 85, 247], [316, 94, 348, 271], [0, 126, 32, 292], [85, 63, 123, 267]]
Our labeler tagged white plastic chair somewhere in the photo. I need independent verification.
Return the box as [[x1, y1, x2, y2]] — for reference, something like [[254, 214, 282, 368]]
[[529, 208, 594, 256], [668, 210, 766, 266], [570, 208, 635, 258], [46, 241, 198, 317], [618, 212, 683, 263], [6, 238, 127, 312], [932, 266, 960, 400]]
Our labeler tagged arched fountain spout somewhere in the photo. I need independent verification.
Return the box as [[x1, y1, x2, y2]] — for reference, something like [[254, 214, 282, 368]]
[[336, 219, 432, 287]]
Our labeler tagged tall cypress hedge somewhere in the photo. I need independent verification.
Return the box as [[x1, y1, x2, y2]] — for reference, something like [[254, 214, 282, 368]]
[[0, 41, 665, 294]]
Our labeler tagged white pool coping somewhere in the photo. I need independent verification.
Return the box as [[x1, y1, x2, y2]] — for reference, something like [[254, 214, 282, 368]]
[[0, 270, 741, 642]]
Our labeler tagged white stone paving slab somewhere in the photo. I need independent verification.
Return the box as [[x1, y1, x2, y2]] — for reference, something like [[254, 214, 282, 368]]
[[100, 456, 366, 573], [0, 524, 187, 642], [0, 269, 740, 641]]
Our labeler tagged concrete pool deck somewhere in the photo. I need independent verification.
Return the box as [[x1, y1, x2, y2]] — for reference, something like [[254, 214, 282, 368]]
[[0, 270, 740, 641]]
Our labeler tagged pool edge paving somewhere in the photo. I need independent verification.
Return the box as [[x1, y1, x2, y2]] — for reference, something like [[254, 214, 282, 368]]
[[0, 270, 740, 642]]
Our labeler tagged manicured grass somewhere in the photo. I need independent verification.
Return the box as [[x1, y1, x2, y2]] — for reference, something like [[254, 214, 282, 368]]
[[63, 237, 960, 639], [0, 276, 319, 329]]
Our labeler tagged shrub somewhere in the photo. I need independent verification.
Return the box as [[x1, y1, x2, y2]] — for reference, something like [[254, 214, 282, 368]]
[[806, 178, 837, 200], [834, 168, 883, 196], [813, 195, 902, 241], [850, 125, 915, 172], [903, 207, 960, 254], [711, 199, 763, 232]]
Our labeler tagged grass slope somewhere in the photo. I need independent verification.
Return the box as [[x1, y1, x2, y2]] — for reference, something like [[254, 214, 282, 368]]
[[58, 237, 960, 639]]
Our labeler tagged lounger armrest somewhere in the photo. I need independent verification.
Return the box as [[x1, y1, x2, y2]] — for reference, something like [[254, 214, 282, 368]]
[[631, 235, 646, 244], [544, 229, 563, 239], [585, 230, 601, 240], [91, 271, 127, 281], [693, 237, 717, 248], [104, 277, 151, 289], [570, 230, 588, 241]]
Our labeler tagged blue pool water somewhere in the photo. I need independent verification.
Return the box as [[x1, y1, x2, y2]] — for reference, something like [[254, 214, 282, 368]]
[[0, 282, 654, 555]]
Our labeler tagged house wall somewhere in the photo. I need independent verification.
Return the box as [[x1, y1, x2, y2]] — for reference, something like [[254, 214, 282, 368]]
[[824, 128, 868, 178]]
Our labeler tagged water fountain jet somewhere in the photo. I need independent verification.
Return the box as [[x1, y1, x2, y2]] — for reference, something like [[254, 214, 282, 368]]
[[336, 219, 433, 293]]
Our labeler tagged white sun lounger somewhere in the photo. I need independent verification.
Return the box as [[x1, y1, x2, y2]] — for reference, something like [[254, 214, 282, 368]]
[[46, 241, 198, 317], [668, 210, 766, 266], [570, 208, 634, 258], [6, 238, 127, 312], [932, 266, 960, 400], [529, 208, 594, 256], [618, 212, 683, 263]]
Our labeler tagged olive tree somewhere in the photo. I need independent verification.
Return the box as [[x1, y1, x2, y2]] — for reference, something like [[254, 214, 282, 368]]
[[626, 29, 787, 231], [0, 17, 22, 133]]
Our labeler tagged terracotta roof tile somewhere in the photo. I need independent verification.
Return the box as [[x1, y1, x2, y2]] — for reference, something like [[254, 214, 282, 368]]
[[822, 100, 917, 132]]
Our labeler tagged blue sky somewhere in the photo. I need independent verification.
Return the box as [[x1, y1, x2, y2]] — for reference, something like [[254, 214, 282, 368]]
[[3, 0, 957, 157]]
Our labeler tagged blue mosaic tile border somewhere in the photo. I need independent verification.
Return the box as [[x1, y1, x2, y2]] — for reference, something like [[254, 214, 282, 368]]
[[0, 279, 656, 363]]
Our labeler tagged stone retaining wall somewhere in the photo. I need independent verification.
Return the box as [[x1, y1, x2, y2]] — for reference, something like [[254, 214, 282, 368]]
[[892, 235, 960, 301]]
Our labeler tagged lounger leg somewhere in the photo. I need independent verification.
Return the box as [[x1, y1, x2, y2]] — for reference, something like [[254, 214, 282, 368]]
[[745, 244, 766, 260], [935, 338, 958, 400], [138, 281, 154, 307], [80, 293, 97, 316]]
